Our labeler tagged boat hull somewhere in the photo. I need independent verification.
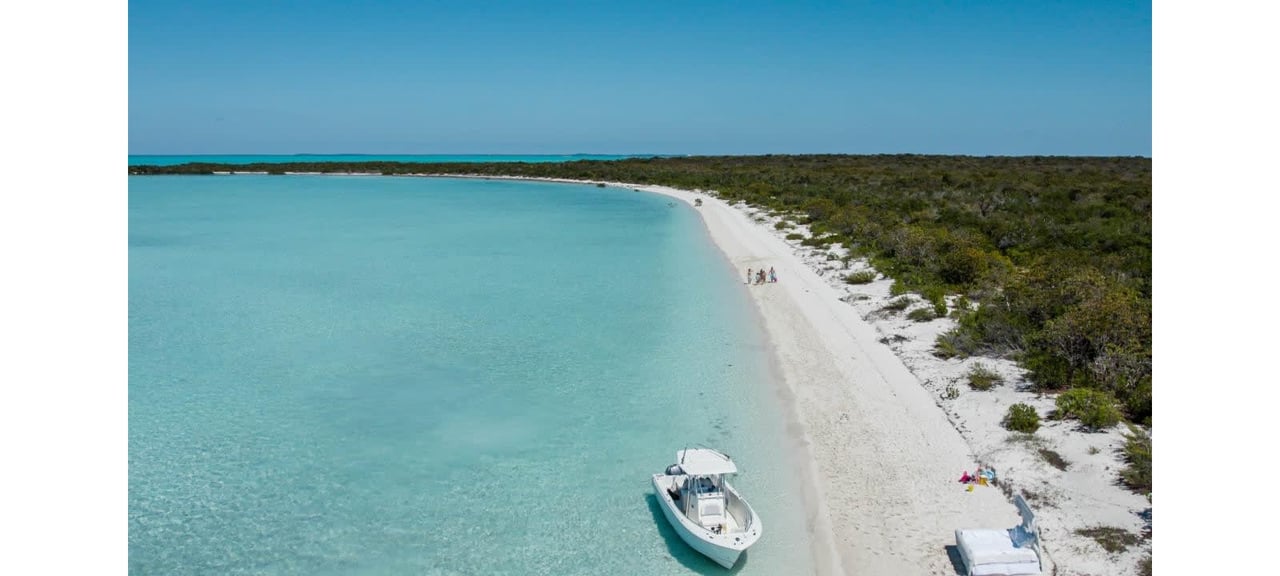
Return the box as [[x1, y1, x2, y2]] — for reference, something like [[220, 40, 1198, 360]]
[[652, 474, 759, 569]]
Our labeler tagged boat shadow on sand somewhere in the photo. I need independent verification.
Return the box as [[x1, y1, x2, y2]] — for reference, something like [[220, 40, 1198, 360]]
[[644, 493, 749, 575], [943, 545, 967, 575]]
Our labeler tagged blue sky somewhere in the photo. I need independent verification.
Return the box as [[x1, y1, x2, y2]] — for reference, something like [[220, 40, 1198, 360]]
[[128, 0, 1151, 155]]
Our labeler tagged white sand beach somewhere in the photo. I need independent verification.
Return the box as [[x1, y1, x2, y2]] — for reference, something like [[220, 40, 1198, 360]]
[[418, 175, 1152, 575]]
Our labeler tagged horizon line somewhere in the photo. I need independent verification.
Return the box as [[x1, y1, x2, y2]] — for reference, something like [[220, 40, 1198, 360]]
[[128, 152, 1152, 159]]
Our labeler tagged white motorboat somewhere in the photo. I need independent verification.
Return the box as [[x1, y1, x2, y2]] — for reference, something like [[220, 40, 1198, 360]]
[[651, 448, 763, 569]]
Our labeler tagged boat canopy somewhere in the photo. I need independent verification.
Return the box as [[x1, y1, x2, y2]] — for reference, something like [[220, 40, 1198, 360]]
[[675, 448, 738, 476]]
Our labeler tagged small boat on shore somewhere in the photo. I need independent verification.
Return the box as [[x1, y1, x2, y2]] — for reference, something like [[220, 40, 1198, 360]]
[[651, 448, 763, 569]]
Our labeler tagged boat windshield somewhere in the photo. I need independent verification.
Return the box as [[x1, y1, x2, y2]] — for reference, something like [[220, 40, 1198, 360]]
[[691, 476, 722, 495]]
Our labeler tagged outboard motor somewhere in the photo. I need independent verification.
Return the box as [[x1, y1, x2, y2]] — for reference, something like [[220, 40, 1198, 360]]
[[665, 464, 684, 476]]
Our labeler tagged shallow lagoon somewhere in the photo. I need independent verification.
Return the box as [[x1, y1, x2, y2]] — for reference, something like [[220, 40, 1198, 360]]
[[129, 175, 814, 575]]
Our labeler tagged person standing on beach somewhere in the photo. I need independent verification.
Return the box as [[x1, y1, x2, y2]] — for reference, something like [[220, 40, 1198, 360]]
[[769, 267, 777, 283], [746, 268, 753, 285]]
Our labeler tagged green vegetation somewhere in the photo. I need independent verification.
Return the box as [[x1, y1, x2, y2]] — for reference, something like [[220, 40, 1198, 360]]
[[965, 363, 1003, 390], [785, 232, 805, 241], [1075, 526, 1141, 554], [1054, 388, 1123, 431], [1038, 448, 1069, 471], [132, 154, 1150, 424], [844, 270, 877, 284], [1120, 424, 1152, 494], [906, 307, 936, 322], [933, 330, 966, 359], [800, 234, 834, 248], [882, 297, 912, 313], [1003, 403, 1041, 433]]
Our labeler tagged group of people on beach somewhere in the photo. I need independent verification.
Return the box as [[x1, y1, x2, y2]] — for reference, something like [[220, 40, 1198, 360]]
[[746, 267, 777, 285]]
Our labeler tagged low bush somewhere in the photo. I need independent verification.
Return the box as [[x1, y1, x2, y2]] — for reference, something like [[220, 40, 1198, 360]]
[[1003, 403, 1041, 433], [883, 297, 911, 312], [785, 232, 805, 241], [1120, 424, 1151, 494], [774, 220, 791, 230], [921, 285, 948, 316], [1038, 448, 1069, 471], [966, 364, 1003, 390], [1053, 388, 1122, 430], [801, 235, 834, 247], [933, 329, 968, 359], [907, 308, 935, 322], [844, 270, 877, 284], [1075, 526, 1141, 554]]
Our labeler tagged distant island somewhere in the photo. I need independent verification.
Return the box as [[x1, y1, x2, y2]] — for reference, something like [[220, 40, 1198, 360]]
[[132, 154, 1152, 434]]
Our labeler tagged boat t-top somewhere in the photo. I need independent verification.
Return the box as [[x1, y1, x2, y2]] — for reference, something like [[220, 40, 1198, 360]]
[[651, 448, 763, 568]]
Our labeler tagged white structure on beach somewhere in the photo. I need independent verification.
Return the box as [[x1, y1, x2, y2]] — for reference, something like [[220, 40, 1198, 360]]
[[955, 495, 1044, 576]]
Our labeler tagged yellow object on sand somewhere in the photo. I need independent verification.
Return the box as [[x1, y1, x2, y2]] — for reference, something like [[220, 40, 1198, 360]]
[[978, 477, 988, 486], [966, 484, 974, 492]]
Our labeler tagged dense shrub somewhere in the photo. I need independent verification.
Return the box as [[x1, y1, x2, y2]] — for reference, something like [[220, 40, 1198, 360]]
[[934, 326, 981, 359], [1126, 377, 1152, 426], [934, 331, 963, 359], [1003, 403, 1041, 433], [1053, 388, 1122, 430], [966, 364, 1003, 390], [774, 220, 791, 230], [920, 285, 947, 314], [785, 232, 804, 241], [844, 270, 877, 284], [1120, 424, 1151, 494]]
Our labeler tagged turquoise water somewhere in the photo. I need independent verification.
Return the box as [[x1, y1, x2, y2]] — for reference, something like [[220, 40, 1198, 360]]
[[128, 154, 668, 166], [129, 175, 814, 575]]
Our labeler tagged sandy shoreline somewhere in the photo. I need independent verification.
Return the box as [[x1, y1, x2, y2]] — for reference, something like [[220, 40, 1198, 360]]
[[414, 174, 1151, 576], [204, 171, 1151, 574], [409, 175, 1022, 574], [633, 182, 1022, 575]]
